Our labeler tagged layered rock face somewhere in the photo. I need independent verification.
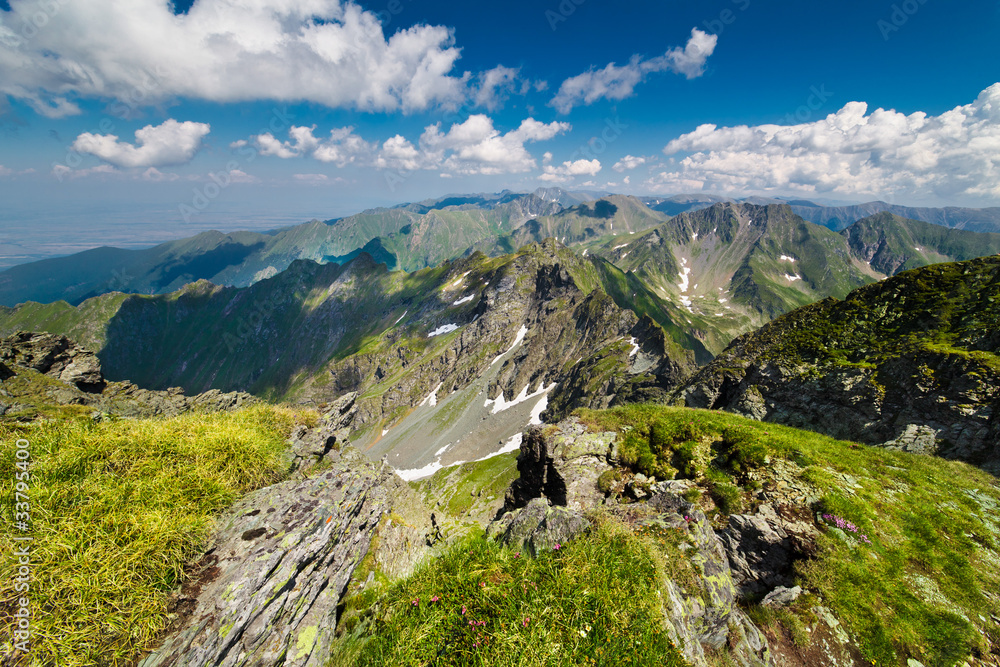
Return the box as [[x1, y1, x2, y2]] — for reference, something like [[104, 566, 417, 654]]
[[673, 257, 1000, 471]]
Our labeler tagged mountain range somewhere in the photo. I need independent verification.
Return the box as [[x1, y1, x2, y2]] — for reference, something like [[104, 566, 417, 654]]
[[4, 189, 1000, 309]]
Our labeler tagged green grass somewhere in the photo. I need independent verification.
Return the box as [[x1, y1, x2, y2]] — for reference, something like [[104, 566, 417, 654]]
[[332, 516, 689, 667], [416, 452, 520, 520], [577, 404, 1000, 666], [0, 404, 312, 666]]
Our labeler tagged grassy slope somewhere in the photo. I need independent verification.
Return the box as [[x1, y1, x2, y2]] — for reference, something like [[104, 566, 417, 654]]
[[742, 256, 1000, 369], [0, 404, 316, 666], [578, 404, 1000, 666], [332, 518, 688, 667]]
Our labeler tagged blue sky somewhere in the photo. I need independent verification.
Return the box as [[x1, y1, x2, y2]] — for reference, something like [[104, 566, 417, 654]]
[[1, 0, 999, 264]]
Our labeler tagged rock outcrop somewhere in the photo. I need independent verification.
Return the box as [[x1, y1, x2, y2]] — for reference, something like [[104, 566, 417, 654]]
[[491, 418, 776, 667], [486, 497, 591, 556], [0, 331, 257, 419], [140, 448, 397, 667], [1, 331, 105, 391], [719, 504, 819, 598]]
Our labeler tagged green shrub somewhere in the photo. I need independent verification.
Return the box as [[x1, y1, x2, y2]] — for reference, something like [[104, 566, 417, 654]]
[[709, 481, 743, 515], [715, 425, 770, 476], [597, 469, 622, 494], [673, 441, 700, 479]]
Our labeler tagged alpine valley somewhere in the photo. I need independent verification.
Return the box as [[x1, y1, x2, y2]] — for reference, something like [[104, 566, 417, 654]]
[[2, 192, 1000, 667]]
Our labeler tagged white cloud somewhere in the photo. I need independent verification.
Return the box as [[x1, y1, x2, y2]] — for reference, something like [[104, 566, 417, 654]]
[[249, 125, 375, 166], [612, 155, 646, 172], [652, 83, 1000, 202], [293, 173, 345, 184], [550, 29, 717, 113], [252, 115, 570, 176], [71, 119, 210, 168], [51, 164, 119, 180], [0, 0, 468, 117], [141, 167, 179, 182], [539, 158, 602, 183], [421, 116, 571, 175], [473, 66, 521, 111], [227, 169, 258, 184], [0, 166, 11, 177]]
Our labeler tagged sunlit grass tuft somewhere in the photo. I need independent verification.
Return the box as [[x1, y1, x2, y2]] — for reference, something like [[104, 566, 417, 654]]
[[0, 404, 311, 666]]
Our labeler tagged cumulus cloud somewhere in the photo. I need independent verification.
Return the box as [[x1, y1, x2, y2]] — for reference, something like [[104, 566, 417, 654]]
[[0, 0, 468, 117], [473, 66, 524, 111], [651, 83, 1000, 202], [249, 115, 570, 176], [539, 158, 602, 183], [71, 119, 210, 168], [612, 155, 646, 172], [249, 126, 375, 167], [550, 29, 717, 114]]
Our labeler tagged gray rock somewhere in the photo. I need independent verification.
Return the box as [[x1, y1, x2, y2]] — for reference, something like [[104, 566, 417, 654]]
[[761, 585, 803, 607], [139, 450, 393, 667], [1, 331, 106, 391], [640, 507, 772, 667], [719, 504, 818, 598], [505, 418, 617, 513], [486, 497, 590, 556]]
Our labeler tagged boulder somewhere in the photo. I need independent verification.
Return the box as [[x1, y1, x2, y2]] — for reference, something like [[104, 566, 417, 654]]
[[762, 585, 803, 607], [719, 504, 818, 598], [505, 418, 617, 513], [1, 331, 105, 391], [486, 497, 590, 556]]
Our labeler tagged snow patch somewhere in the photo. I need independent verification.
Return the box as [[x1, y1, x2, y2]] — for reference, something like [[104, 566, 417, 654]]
[[692, 232, 699, 240], [613, 244, 628, 250], [434, 444, 449, 457], [489, 325, 528, 366], [529, 394, 549, 425], [453, 294, 475, 306], [621, 252, 628, 259], [429, 323, 460, 337], [719, 298, 728, 304], [779, 255, 797, 262], [628, 337, 640, 357], [393, 310, 407, 325], [419, 382, 444, 407], [449, 271, 471, 287], [478, 433, 523, 461], [485, 380, 555, 414], [784, 274, 802, 282], [381, 428, 389, 437], [395, 460, 445, 482], [582, 249, 588, 257]]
